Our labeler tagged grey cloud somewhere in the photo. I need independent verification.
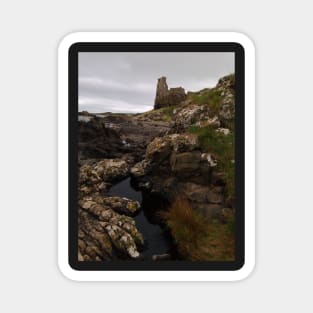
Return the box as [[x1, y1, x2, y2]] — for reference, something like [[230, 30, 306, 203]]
[[79, 52, 234, 113]]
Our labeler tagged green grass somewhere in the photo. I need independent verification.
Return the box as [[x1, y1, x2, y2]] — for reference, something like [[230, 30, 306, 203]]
[[189, 89, 222, 115], [137, 105, 177, 122], [159, 105, 176, 121], [188, 125, 235, 198]]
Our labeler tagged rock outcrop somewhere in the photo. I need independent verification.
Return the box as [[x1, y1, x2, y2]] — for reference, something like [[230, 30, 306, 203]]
[[151, 74, 235, 133], [154, 77, 186, 109], [77, 111, 176, 261], [79, 159, 129, 197], [79, 116, 127, 159], [79, 113, 171, 162], [78, 158, 144, 261], [130, 133, 228, 219], [77, 73, 236, 262], [214, 74, 235, 128], [79, 196, 144, 261], [170, 74, 235, 132]]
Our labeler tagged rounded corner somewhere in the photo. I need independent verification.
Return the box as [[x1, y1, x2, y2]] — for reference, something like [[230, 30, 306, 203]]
[[58, 32, 83, 55], [233, 259, 255, 282], [57, 258, 81, 282], [58, 32, 255, 281], [230, 32, 255, 53]]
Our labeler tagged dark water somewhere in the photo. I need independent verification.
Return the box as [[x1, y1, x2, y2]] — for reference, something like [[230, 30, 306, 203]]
[[107, 177, 171, 258]]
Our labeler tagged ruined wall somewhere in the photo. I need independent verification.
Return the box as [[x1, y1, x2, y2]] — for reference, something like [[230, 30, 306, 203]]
[[154, 77, 186, 109]]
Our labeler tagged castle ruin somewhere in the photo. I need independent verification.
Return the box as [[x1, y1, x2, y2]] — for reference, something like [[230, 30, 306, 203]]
[[154, 77, 187, 109]]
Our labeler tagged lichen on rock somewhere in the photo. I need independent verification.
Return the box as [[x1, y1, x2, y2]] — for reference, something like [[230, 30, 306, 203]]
[[77, 158, 144, 261]]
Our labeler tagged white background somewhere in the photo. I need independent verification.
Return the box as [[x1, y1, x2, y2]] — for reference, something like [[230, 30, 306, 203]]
[[0, 0, 312, 312]]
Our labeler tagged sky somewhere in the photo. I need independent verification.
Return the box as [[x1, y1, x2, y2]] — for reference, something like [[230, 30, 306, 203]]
[[79, 52, 234, 113]]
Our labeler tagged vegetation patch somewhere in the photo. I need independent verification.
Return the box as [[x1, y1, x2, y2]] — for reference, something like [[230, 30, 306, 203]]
[[161, 198, 235, 261], [159, 105, 177, 121], [188, 125, 235, 198], [189, 89, 222, 115], [138, 105, 178, 122]]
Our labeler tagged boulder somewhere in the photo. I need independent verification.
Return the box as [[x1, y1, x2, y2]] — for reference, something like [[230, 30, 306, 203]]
[[170, 151, 201, 174], [130, 133, 200, 178], [101, 196, 141, 216], [79, 158, 129, 196], [130, 159, 150, 178]]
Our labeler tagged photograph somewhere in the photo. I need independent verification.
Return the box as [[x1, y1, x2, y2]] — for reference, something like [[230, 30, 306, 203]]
[[77, 51, 237, 263]]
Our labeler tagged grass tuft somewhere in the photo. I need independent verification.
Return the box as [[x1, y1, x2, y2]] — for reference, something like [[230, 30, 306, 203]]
[[159, 105, 177, 121], [188, 125, 235, 198], [161, 197, 235, 261], [189, 89, 222, 115], [161, 198, 208, 248]]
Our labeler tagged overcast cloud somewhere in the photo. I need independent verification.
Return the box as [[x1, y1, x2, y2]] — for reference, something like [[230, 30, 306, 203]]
[[79, 52, 234, 113]]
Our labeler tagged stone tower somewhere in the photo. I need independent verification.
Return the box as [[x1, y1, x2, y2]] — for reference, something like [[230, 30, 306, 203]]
[[154, 77, 169, 109], [154, 77, 187, 109]]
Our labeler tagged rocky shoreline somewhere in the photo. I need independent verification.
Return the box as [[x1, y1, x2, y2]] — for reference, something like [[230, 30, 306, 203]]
[[78, 74, 236, 262]]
